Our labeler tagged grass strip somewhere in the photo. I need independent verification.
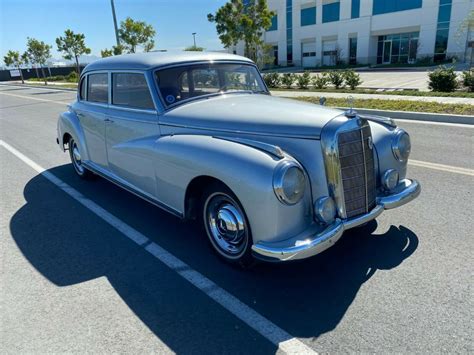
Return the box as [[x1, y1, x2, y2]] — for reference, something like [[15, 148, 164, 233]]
[[272, 87, 474, 98], [293, 96, 474, 116]]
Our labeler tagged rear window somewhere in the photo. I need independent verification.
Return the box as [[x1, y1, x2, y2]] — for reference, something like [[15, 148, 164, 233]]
[[112, 73, 155, 110], [87, 73, 108, 103]]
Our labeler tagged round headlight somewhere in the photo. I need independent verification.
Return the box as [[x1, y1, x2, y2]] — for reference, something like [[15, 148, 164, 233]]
[[392, 129, 411, 162], [314, 196, 336, 224], [273, 161, 306, 205], [382, 169, 399, 191]]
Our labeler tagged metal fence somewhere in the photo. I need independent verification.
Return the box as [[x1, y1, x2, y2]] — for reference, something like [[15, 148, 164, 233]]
[[0, 65, 85, 82]]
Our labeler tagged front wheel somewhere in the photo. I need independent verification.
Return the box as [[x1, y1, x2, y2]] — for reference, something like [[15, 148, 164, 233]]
[[68, 137, 94, 179], [201, 182, 255, 267]]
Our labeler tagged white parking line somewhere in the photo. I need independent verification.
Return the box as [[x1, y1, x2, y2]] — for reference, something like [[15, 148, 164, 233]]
[[0, 91, 71, 105], [0, 139, 316, 355], [409, 159, 474, 176]]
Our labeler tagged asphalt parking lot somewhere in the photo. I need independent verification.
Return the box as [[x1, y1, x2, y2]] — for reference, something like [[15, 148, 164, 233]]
[[0, 85, 472, 354]]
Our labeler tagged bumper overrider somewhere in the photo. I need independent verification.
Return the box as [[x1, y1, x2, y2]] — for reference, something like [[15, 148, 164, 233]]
[[252, 178, 421, 262]]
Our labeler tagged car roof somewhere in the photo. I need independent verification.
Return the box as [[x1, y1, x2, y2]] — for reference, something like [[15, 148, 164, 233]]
[[82, 51, 254, 73]]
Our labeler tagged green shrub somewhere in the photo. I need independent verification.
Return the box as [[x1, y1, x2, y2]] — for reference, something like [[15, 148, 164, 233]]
[[328, 71, 345, 89], [312, 73, 329, 89], [281, 73, 296, 88], [67, 71, 78, 82], [296, 71, 311, 89], [462, 69, 474, 92], [344, 70, 362, 90], [428, 66, 458, 92], [263, 72, 281, 88]]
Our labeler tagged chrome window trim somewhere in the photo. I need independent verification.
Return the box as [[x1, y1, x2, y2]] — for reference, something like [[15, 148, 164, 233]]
[[152, 60, 269, 111]]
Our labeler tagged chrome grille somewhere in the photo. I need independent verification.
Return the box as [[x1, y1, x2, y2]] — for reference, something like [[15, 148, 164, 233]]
[[337, 125, 376, 218]]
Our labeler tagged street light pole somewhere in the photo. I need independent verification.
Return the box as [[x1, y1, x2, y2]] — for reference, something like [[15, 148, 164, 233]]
[[110, 0, 120, 47], [192, 32, 197, 48]]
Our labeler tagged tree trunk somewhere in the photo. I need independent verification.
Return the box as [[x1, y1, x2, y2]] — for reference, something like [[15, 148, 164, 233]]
[[34, 66, 39, 79], [75, 56, 80, 79], [40, 66, 47, 85], [17, 65, 24, 84]]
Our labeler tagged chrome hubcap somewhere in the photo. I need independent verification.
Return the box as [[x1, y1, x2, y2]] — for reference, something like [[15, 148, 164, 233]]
[[206, 195, 247, 256], [71, 141, 84, 174]]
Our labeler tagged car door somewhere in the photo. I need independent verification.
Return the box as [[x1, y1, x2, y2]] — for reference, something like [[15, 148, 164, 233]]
[[105, 71, 160, 198], [74, 72, 109, 169]]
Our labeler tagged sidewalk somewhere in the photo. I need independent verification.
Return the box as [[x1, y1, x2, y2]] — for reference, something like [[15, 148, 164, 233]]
[[271, 90, 474, 105]]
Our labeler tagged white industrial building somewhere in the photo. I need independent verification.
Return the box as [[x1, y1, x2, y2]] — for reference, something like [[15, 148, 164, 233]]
[[231, 0, 474, 67]]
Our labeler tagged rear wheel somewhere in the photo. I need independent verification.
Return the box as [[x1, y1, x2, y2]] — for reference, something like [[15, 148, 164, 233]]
[[201, 182, 255, 267], [68, 137, 94, 179]]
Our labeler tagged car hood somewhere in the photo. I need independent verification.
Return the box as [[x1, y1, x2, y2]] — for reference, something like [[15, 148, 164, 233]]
[[160, 94, 343, 138]]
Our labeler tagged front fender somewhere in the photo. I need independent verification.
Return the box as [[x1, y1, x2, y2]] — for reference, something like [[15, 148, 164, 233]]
[[57, 109, 88, 160], [152, 134, 313, 244], [369, 122, 408, 180]]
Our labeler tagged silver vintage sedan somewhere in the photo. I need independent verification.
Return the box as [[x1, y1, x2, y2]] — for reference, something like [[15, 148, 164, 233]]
[[57, 52, 420, 266]]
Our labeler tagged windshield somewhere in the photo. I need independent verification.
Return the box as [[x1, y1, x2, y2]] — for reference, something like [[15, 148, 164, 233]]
[[155, 63, 267, 107]]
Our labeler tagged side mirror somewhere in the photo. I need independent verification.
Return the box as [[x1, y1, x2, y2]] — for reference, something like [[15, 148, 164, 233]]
[[319, 97, 327, 106]]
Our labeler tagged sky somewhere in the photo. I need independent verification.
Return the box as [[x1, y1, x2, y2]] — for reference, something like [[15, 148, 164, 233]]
[[0, 0, 228, 65]]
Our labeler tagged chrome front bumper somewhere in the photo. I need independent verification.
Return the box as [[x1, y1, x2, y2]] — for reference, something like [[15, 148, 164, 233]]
[[252, 178, 421, 262]]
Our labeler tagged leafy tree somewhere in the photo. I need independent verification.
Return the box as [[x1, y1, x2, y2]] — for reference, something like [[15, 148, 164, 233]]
[[3, 50, 25, 83], [55, 29, 91, 77], [184, 45, 205, 51], [118, 17, 156, 53], [208, 0, 275, 63], [101, 49, 113, 58], [26, 37, 52, 85]]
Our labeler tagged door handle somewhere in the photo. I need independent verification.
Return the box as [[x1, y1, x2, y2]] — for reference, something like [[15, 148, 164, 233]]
[[77, 113, 85, 117], [104, 118, 114, 123]]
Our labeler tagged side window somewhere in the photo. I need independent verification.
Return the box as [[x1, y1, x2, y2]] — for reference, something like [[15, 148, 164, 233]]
[[87, 73, 108, 103], [112, 73, 155, 110], [79, 76, 86, 100]]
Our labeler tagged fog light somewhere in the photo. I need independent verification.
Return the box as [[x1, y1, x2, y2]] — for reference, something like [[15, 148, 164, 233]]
[[382, 169, 399, 191], [315, 196, 336, 224]]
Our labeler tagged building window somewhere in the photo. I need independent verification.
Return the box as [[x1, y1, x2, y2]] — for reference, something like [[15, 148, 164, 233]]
[[372, 0, 422, 15], [434, 0, 452, 61], [268, 15, 278, 31], [351, 0, 360, 19], [272, 45, 279, 66], [286, 0, 293, 64], [323, 1, 340, 23], [301, 6, 316, 26], [349, 37, 357, 64], [376, 32, 419, 64]]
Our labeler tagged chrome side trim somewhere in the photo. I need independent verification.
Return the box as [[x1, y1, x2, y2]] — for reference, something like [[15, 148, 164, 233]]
[[82, 161, 183, 218], [214, 136, 285, 159], [252, 178, 421, 262], [160, 122, 322, 140]]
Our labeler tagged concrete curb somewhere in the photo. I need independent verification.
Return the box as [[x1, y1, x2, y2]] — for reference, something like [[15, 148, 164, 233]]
[[1, 82, 472, 125], [335, 107, 474, 125]]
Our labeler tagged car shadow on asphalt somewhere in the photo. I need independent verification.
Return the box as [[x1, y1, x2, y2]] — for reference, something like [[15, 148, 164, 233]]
[[10, 164, 419, 351]]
